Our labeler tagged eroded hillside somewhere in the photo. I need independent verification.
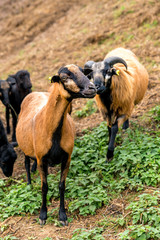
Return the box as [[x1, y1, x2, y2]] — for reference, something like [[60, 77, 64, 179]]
[[0, 0, 160, 239]]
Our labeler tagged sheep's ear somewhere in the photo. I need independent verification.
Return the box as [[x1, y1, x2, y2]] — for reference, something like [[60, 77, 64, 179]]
[[112, 68, 120, 76], [83, 61, 94, 78], [7, 77, 16, 86], [50, 75, 60, 83]]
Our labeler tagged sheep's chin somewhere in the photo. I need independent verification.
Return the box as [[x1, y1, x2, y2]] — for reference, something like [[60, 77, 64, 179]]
[[96, 86, 106, 94]]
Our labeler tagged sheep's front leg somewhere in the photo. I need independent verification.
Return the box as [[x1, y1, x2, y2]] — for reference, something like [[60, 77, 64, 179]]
[[39, 159, 48, 225], [6, 106, 10, 134], [11, 109, 17, 142], [107, 122, 118, 162], [59, 156, 71, 226]]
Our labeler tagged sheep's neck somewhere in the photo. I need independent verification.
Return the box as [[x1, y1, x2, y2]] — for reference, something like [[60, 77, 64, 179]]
[[43, 83, 70, 135]]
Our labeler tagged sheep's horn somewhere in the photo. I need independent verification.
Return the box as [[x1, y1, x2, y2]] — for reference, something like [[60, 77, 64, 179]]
[[104, 56, 128, 70]]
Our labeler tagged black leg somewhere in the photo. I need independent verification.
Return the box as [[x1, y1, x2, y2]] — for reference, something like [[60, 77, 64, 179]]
[[107, 122, 118, 162], [39, 160, 48, 225], [58, 156, 70, 226], [59, 180, 68, 225], [122, 119, 129, 130], [31, 160, 37, 172], [25, 155, 31, 185], [108, 126, 111, 144], [11, 110, 17, 142], [6, 106, 10, 134]]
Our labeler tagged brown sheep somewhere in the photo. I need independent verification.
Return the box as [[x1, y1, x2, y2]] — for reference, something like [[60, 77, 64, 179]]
[[84, 47, 149, 161], [16, 64, 96, 226]]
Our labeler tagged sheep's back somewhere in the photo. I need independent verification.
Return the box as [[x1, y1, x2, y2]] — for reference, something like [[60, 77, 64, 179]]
[[16, 92, 49, 157], [105, 48, 148, 105]]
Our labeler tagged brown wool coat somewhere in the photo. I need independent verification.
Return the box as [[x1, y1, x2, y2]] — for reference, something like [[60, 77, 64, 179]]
[[95, 48, 149, 127]]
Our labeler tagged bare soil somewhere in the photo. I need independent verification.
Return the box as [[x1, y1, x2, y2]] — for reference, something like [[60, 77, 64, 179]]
[[0, 0, 160, 239]]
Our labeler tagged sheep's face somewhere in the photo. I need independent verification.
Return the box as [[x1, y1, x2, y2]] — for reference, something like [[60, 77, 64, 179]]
[[0, 80, 10, 106], [84, 61, 116, 94], [0, 144, 17, 177], [84, 56, 127, 94], [51, 64, 96, 99], [15, 70, 32, 92]]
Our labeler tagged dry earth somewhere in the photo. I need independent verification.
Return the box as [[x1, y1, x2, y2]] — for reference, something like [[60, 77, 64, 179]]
[[0, 0, 160, 239]]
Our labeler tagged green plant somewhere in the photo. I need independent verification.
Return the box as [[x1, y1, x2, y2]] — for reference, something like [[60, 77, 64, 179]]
[[43, 238, 53, 240], [127, 192, 160, 226], [71, 227, 105, 240], [118, 191, 160, 240], [0, 236, 19, 240], [149, 105, 160, 123], [0, 106, 159, 224], [1, 224, 9, 233], [74, 100, 97, 118]]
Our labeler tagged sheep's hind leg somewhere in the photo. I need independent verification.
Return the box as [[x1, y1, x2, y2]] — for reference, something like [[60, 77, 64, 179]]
[[25, 155, 31, 185], [11, 110, 17, 143], [106, 122, 118, 162], [108, 126, 111, 144], [31, 159, 37, 172], [6, 106, 10, 134], [122, 119, 129, 130]]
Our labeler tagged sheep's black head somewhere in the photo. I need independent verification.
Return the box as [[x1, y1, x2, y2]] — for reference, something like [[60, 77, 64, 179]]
[[0, 144, 17, 177], [0, 80, 10, 106], [84, 57, 127, 94], [10, 70, 32, 92], [51, 64, 96, 99]]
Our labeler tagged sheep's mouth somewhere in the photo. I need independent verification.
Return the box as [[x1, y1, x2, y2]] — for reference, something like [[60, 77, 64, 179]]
[[96, 86, 106, 94], [81, 89, 97, 98]]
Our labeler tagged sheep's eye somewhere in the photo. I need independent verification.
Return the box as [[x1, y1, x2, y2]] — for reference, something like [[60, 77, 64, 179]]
[[61, 76, 68, 81]]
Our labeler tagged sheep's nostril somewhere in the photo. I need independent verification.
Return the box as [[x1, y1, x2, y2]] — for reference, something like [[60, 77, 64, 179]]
[[88, 84, 96, 90], [95, 84, 100, 89]]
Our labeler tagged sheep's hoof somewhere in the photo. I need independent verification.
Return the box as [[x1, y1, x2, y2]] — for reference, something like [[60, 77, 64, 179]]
[[60, 220, 68, 226], [106, 149, 114, 162], [39, 219, 46, 225], [59, 210, 68, 226], [106, 157, 113, 163]]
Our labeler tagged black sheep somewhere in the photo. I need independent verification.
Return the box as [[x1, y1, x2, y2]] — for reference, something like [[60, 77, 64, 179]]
[[0, 118, 17, 177], [6, 70, 32, 143], [0, 80, 10, 107]]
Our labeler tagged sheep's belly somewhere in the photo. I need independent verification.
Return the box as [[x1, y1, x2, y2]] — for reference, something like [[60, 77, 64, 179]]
[[42, 139, 68, 167]]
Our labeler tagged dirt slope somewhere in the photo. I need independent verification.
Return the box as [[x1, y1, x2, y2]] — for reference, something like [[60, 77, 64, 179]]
[[0, 0, 160, 239]]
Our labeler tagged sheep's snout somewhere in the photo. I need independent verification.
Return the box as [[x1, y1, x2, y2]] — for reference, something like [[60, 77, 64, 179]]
[[82, 82, 96, 98], [94, 78, 106, 94], [0, 146, 17, 177], [1, 95, 10, 107]]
